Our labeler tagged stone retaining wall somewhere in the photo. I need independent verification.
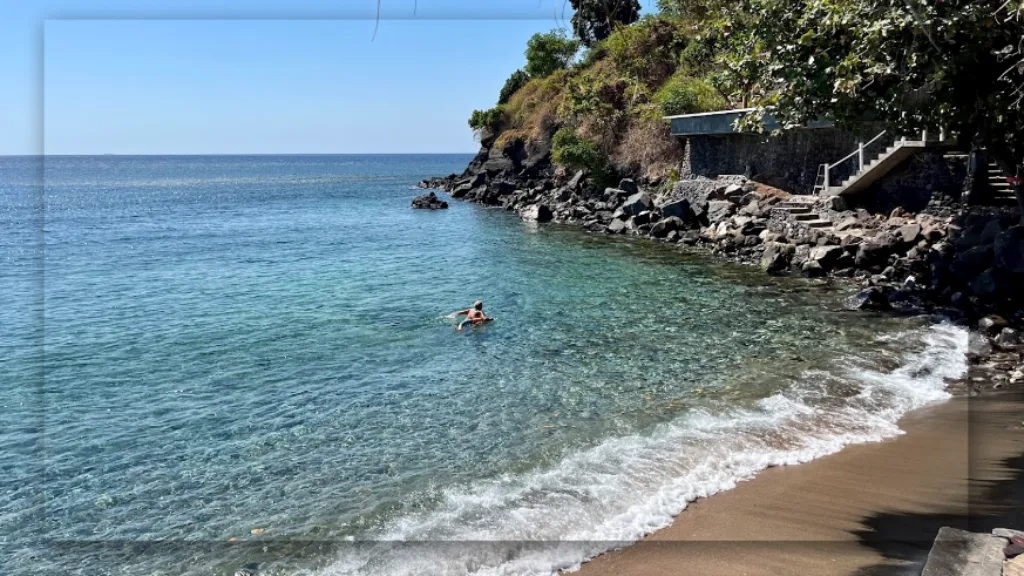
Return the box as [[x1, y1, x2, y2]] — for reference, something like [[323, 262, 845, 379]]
[[681, 128, 861, 195]]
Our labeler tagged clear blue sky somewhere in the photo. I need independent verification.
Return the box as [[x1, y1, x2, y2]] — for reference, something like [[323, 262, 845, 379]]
[[0, 1, 654, 155]]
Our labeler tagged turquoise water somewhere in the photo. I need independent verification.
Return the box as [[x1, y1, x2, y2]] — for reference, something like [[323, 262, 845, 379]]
[[1, 156, 966, 575]]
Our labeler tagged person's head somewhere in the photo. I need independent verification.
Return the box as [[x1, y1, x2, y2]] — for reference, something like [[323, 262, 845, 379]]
[[473, 300, 483, 311]]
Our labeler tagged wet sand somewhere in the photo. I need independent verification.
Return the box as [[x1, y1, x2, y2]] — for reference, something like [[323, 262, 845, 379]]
[[576, 389, 1024, 576]]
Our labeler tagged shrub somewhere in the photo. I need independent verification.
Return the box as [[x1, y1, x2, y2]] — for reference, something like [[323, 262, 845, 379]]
[[468, 106, 504, 135], [654, 75, 726, 116], [678, 36, 718, 78], [525, 30, 580, 78], [559, 60, 632, 149], [560, 60, 628, 121], [605, 16, 688, 87], [502, 70, 570, 141], [498, 69, 530, 105], [576, 43, 608, 70], [551, 128, 611, 184], [611, 116, 683, 180]]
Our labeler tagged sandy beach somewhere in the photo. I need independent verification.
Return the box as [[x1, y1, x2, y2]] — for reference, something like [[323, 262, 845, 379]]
[[577, 387, 1024, 576]]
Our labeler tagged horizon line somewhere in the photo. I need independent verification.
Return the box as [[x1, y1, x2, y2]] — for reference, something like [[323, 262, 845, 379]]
[[1, 152, 479, 157]]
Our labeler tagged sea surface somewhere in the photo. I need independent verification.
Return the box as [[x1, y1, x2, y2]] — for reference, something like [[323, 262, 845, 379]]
[[0, 155, 967, 576]]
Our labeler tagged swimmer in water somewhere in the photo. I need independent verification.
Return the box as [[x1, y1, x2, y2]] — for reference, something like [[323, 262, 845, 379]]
[[451, 300, 492, 332]]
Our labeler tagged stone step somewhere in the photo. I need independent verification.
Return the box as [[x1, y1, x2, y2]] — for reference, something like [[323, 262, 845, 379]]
[[793, 213, 820, 221], [804, 219, 833, 229], [786, 195, 819, 202], [778, 205, 812, 214]]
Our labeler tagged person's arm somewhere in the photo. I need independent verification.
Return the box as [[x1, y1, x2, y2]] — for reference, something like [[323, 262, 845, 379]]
[[448, 308, 470, 318], [457, 317, 471, 331]]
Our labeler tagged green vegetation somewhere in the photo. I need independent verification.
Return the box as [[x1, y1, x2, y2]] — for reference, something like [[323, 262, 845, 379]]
[[467, 11, 725, 180], [706, 0, 1024, 216], [468, 0, 1024, 212], [551, 128, 610, 184], [498, 69, 530, 105], [655, 74, 725, 117], [569, 0, 642, 47], [524, 30, 580, 79], [467, 106, 504, 135], [605, 16, 686, 87]]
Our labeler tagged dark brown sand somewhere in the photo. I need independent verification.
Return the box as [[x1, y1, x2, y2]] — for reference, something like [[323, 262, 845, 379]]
[[576, 390, 1024, 576]]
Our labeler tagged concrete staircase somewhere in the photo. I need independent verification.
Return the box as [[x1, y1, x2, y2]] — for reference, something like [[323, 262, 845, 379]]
[[776, 195, 831, 229], [825, 140, 929, 197], [986, 161, 1019, 207]]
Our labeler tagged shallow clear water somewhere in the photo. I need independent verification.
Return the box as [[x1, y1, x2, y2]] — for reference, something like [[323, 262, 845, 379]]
[[0, 155, 965, 576]]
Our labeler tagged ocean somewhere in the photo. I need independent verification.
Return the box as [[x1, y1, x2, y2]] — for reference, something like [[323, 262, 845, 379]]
[[0, 155, 966, 575]]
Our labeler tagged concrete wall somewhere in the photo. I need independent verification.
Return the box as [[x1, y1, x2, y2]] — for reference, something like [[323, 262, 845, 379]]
[[680, 128, 861, 195]]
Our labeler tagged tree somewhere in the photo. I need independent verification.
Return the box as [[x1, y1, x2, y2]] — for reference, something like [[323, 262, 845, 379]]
[[717, 0, 1024, 220], [498, 69, 530, 105], [524, 30, 580, 78], [569, 0, 641, 47]]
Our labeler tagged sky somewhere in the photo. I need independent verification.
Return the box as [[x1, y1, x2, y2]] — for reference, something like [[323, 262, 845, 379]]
[[0, 1, 654, 155]]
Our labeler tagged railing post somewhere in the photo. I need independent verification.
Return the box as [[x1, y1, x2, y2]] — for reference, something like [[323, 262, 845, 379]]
[[858, 142, 864, 171], [940, 127, 946, 142], [823, 164, 830, 190], [922, 128, 928, 142]]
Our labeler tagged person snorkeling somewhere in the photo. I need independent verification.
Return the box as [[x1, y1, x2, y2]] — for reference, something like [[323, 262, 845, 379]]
[[450, 300, 493, 332]]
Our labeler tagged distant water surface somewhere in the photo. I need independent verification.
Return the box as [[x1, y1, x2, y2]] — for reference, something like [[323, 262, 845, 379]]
[[0, 155, 965, 576]]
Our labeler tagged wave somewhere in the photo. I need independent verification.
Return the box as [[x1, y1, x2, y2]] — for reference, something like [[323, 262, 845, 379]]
[[311, 322, 967, 576]]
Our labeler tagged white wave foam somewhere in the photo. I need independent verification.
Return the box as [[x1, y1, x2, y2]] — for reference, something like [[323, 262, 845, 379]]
[[312, 322, 967, 576]]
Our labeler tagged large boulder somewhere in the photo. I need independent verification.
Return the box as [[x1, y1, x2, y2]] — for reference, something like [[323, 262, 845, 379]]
[[632, 211, 653, 226], [706, 200, 735, 223], [659, 198, 691, 220], [740, 191, 764, 206], [761, 242, 795, 274], [978, 315, 1009, 335], [850, 286, 892, 311], [411, 191, 448, 210], [995, 328, 1020, 349], [450, 183, 473, 199], [667, 178, 731, 220], [521, 204, 553, 223], [995, 225, 1024, 275], [951, 245, 994, 278], [604, 188, 630, 207], [650, 217, 684, 238], [967, 332, 993, 363], [621, 192, 653, 216], [970, 268, 1000, 297], [808, 245, 844, 270], [618, 178, 639, 195], [709, 183, 745, 203], [855, 234, 900, 268], [566, 170, 585, 191], [607, 219, 627, 234], [898, 223, 923, 245]]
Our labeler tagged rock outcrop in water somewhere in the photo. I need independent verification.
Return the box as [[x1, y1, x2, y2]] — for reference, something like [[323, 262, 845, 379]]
[[411, 191, 448, 210], [419, 140, 1024, 380]]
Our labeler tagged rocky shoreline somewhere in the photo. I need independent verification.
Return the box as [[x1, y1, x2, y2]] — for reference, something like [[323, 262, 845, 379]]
[[420, 141, 1024, 385]]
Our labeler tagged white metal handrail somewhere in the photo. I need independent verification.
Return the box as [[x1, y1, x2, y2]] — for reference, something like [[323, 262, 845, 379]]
[[822, 130, 889, 191], [829, 130, 888, 171], [818, 127, 948, 193]]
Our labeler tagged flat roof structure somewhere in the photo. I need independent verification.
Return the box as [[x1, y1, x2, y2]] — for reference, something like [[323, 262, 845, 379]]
[[665, 108, 834, 136]]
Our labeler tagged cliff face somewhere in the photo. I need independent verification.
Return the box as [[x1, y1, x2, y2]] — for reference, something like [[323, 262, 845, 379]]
[[421, 136, 1024, 372]]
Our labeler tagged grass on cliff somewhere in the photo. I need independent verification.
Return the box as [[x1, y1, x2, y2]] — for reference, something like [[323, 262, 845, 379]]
[[476, 14, 738, 181]]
